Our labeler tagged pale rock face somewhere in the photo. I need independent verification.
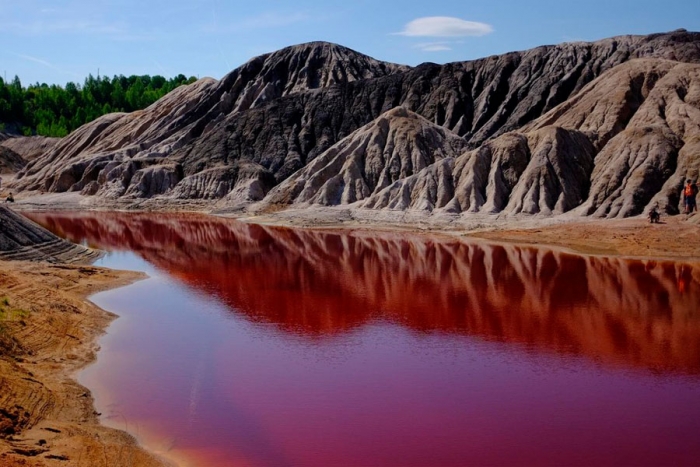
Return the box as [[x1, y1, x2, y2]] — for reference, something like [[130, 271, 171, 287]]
[[124, 165, 182, 199], [505, 128, 595, 215], [263, 107, 469, 207], [172, 167, 239, 200], [363, 158, 456, 211], [94, 160, 139, 198], [576, 62, 700, 217], [172, 162, 274, 202], [523, 60, 678, 150], [223, 178, 269, 205], [359, 127, 594, 216], [580, 126, 681, 217], [447, 133, 531, 214]]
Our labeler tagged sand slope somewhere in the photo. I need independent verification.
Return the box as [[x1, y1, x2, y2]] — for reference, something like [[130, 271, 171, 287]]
[[0, 261, 167, 466]]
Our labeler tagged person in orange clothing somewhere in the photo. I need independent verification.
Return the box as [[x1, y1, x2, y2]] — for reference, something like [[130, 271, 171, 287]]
[[683, 179, 698, 214]]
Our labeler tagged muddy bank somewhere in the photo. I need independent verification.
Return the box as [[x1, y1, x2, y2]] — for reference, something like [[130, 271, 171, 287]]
[[0, 260, 167, 467]]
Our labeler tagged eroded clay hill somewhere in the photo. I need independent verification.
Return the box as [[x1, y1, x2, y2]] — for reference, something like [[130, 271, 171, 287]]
[[12, 30, 700, 218], [0, 207, 97, 262], [14, 42, 408, 199], [335, 59, 700, 217], [264, 107, 470, 208]]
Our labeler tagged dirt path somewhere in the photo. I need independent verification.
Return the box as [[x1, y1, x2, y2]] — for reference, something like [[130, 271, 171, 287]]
[[0, 261, 168, 467]]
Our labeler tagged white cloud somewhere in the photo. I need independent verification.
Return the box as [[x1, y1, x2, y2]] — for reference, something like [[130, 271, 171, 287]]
[[396, 16, 493, 37], [415, 42, 453, 52]]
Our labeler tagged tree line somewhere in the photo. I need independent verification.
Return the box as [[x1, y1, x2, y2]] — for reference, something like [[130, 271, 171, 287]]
[[0, 74, 197, 138]]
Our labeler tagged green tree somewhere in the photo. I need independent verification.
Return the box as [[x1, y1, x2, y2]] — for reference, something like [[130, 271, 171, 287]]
[[0, 73, 196, 136]]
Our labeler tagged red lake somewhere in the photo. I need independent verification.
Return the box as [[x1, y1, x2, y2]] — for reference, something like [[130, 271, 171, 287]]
[[26, 211, 700, 467]]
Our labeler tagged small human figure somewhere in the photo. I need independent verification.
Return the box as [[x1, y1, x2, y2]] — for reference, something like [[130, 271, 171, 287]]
[[648, 205, 660, 223], [683, 179, 698, 214], [5, 192, 13, 203]]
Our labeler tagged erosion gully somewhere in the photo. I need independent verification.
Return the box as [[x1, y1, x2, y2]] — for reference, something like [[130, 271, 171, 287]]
[[26, 211, 700, 467]]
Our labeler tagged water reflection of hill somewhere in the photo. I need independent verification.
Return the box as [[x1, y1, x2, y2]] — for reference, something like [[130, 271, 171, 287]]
[[27, 211, 700, 374]]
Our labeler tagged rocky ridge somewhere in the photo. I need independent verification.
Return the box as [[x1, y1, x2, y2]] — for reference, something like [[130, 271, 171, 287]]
[[322, 58, 700, 217], [11, 30, 700, 219], [0, 207, 98, 262], [264, 107, 470, 207], [14, 43, 408, 199]]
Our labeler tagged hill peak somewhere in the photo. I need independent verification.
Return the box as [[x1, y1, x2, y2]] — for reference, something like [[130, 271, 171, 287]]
[[214, 39, 410, 114]]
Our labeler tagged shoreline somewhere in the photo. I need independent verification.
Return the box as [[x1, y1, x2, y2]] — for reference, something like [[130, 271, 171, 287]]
[[0, 259, 170, 467], [234, 211, 700, 262], [12, 191, 700, 262]]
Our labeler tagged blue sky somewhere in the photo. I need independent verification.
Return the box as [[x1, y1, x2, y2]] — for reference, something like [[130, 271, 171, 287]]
[[3, 0, 700, 86]]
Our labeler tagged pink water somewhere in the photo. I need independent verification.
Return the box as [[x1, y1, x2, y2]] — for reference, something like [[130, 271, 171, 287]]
[[27, 211, 700, 466]]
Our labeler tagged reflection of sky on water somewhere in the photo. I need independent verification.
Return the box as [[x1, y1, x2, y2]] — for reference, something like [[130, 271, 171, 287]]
[[94, 251, 157, 275]]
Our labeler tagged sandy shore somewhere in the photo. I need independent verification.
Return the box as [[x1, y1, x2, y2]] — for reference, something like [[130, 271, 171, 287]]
[[469, 215, 700, 260], [0, 260, 168, 467]]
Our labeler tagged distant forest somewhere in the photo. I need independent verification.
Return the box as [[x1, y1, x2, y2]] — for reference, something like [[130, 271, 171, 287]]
[[0, 74, 197, 138]]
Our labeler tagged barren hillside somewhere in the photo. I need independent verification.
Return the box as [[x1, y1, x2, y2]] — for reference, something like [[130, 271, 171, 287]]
[[11, 30, 700, 219]]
